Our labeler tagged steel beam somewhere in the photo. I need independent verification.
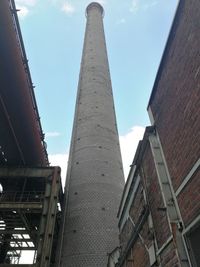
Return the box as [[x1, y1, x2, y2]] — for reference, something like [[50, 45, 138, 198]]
[[0, 204, 42, 210], [0, 166, 62, 266], [0, 167, 54, 178]]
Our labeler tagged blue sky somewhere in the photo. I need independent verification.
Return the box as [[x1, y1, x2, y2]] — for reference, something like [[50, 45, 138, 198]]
[[16, 0, 179, 180]]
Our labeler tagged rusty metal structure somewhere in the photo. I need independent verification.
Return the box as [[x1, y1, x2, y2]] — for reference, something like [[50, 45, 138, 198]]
[[0, 0, 48, 166], [0, 1, 63, 266], [0, 167, 63, 266]]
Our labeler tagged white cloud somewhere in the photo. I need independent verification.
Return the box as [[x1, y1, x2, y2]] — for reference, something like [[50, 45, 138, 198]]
[[62, 2, 75, 14], [51, 0, 105, 14], [130, 0, 158, 13], [46, 132, 61, 138], [48, 126, 145, 185], [50, 0, 60, 5], [49, 153, 69, 186], [130, 0, 139, 13], [144, 1, 158, 10], [117, 18, 126, 24], [97, 0, 106, 5], [119, 126, 145, 179], [15, 0, 37, 18], [15, 0, 37, 6], [17, 6, 29, 18]]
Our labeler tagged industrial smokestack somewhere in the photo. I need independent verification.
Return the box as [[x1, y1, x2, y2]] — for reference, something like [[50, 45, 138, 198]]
[[57, 2, 125, 266]]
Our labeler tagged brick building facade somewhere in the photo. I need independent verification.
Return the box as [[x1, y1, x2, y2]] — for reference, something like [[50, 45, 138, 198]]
[[108, 0, 200, 266]]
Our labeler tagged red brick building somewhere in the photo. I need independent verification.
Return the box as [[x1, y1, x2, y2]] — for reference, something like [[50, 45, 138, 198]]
[[109, 0, 200, 266]]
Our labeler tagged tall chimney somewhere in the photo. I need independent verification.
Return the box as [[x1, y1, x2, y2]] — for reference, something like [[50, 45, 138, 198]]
[[58, 2, 124, 266]]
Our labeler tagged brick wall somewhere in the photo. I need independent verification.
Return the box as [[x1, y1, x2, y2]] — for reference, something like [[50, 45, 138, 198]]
[[119, 218, 134, 254], [129, 183, 146, 225], [148, 2, 200, 264], [117, 1, 200, 266], [130, 238, 149, 267], [159, 241, 180, 267], [118, 140, 181, 267], [177, 170, 200, 227], [149, 0, 200, 191], [141, 143, 171, 249], [118, 180, 151, 267]]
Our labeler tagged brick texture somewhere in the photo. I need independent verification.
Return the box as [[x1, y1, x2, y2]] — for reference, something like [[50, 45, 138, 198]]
[[129, 184, 146, 223], [118, 1, 200, 266], [119, 181, 151, 267], [178, 171, 200, 227], [118, 142, 180, 267], [160, 241, 180, 267], [149, 0, 200, 191], [131, 239, 149, 267], [141, 143, 171, 249], [60, 3, 124, 266], [119, 218, 134, 254]]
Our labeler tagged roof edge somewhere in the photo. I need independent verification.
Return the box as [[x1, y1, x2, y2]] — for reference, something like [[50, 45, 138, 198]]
[[147, 0, 182, 109]]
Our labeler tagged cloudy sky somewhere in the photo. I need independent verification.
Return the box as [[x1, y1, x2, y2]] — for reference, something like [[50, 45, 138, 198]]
[[15, 0, 179, 182]]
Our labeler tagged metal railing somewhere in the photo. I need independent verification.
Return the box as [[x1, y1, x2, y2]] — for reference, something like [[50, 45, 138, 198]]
[[0, 191, 44, 203]]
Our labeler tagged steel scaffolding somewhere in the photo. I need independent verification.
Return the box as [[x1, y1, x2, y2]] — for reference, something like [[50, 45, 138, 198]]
[[0, 167, 63, 266]]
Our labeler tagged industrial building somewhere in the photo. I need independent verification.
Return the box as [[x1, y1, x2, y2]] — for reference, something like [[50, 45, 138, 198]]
[[0, 0, 63, 266], [0, 0, 199, 266], [111, 0, 200, 266], [0, 1, 124, 266]]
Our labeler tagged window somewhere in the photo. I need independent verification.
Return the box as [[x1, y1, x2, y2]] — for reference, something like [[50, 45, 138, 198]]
[[186, 222, 200, 267]]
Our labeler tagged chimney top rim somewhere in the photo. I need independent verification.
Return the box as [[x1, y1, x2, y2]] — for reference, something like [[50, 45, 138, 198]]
[[86, 2, 104, 17]]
